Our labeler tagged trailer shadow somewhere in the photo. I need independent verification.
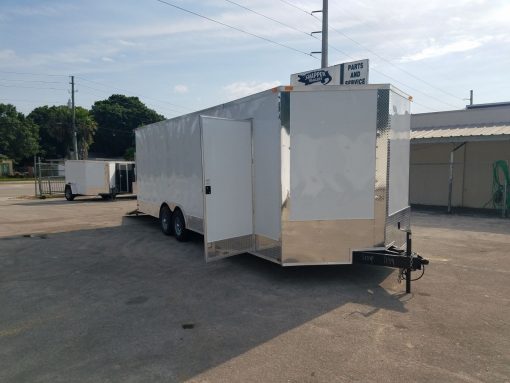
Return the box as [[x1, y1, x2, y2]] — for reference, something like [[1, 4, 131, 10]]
[[0, 213, 407, 382], [11, 195, 137, 206]]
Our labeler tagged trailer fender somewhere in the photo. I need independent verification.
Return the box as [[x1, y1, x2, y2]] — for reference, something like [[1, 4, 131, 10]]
[[65, 183, 74, 194]]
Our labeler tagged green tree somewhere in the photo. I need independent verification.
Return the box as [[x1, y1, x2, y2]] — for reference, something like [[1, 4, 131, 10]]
[[0, 104, 39, 163], [29, 105, 97, 159], [90, 94, 164, 157], [124, 147, 135, 161]]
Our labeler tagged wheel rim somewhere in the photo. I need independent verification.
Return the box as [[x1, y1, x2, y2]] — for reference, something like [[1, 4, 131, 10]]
[[162, 216, 169, 231], [175, 216, 183, 236]]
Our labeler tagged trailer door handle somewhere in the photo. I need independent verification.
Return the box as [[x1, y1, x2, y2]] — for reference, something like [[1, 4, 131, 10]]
[[205, 185, 211, 194]]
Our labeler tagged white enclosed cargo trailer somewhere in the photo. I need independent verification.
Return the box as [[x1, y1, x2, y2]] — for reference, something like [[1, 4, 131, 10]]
[[136, 84, 421, 268], [64, 160, 135, 201]]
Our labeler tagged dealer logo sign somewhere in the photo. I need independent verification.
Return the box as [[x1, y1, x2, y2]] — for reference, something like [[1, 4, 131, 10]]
[[297, 69, 332, 85]]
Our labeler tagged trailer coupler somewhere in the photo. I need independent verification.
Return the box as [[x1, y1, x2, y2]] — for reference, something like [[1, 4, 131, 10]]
[[352, 232, 429, 294]]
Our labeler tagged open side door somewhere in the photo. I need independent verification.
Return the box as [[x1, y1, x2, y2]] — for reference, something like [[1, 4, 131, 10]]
[[200, 116, 254, 261]]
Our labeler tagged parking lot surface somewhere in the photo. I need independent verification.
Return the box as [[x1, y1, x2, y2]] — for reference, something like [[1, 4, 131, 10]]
[[0, 185, 509, 382]]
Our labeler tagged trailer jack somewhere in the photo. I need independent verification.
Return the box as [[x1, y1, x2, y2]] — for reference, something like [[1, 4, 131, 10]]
[[352, 231, 429, 294]]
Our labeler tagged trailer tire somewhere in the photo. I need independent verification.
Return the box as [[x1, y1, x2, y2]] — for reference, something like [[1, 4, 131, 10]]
[[172, 209, 189, 242], [64, 185, 75, 201], [160, 205, 174, 236]]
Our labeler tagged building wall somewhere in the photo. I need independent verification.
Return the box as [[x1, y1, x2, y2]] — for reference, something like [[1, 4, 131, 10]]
[[410, 141, 510, 208], [0, 159, 14, 176]]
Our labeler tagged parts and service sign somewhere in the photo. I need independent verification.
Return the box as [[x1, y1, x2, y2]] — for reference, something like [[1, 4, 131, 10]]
[[290, 59, 369, 87], [290, 66, 340, 87], [340, 59, 369, 85]]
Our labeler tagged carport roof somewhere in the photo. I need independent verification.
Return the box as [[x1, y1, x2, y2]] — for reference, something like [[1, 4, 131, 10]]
[[411, 124, 510, 144]]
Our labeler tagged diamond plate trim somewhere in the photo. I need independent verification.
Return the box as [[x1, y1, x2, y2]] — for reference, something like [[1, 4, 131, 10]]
[[374, 89, 391, 245], [385, 206, 411, 249], [254, 235, 282, 262], [206, 234, 254, 260]]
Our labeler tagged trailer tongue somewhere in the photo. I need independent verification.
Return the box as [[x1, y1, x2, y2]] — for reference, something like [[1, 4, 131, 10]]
[[352, 231, 429, 293]]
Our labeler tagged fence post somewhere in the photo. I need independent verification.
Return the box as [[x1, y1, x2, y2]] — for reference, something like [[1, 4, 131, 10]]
[[448, 142, 466, 214], [33, 155, 38, 197], [47, 176, 52, 195], [37, 157, 43, 197], [503, 175, 508, 218], [448, 151, 454, 214]]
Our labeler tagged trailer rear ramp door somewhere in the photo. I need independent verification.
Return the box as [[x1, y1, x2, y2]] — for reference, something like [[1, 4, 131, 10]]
[[200, 116, 253, 261]]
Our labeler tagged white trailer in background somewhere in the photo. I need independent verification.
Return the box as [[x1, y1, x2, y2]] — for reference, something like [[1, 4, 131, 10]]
[[64, 160, 135, 201], [135, 84, 428, 291]]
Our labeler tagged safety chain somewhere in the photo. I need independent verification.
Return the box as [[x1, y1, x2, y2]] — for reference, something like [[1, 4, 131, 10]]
[[397, 252, 418, 283]]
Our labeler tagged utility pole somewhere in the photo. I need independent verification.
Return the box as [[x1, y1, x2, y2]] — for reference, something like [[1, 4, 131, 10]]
[[321, 0, 328, 68], [311, 0, 328, 68], [469, 89, 474, 106], [70, 75, 78, 160]]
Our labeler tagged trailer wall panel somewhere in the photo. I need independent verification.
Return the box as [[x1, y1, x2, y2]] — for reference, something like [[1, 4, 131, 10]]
[[289, 89, 377, 220]]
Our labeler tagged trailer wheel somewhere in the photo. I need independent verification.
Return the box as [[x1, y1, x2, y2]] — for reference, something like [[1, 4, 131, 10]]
[[64, 185, 75, 201], [172, 209, 189, 242], [160, 205, 173, 236]]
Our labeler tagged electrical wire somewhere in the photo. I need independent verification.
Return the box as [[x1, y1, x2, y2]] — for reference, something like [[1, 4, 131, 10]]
[[224, 0, 313, 39], [224, 0, 438, 110], [325, 21, 463, 104], [278, 0, 313, 16], [0, 97, 64, 104], [0, 83, 67, 91], [0, 70, 68, 77], [0, 78, 63, 84], [76, 76, 191, 112], [225, 0, 442, 110], [155, 0, 318, 60], [277, 0, 463, 109]]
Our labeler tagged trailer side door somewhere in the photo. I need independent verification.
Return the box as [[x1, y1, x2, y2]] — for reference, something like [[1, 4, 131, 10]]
[[200, 116, 253, 261]]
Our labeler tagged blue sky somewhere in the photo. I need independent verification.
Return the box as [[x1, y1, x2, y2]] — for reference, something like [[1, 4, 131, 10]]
[[0, 0, 509, 117]]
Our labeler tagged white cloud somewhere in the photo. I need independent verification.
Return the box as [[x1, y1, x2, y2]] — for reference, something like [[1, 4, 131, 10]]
[[0, 49, 17, 62], [401, 38, 489, 62], [101, 56, 114, 62], [173, 84, 189, 94], [223, 80, 281, 99]]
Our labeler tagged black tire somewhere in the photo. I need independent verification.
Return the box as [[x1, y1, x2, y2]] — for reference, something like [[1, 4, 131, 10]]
[[160, 205, 173, 236], [172, 209, 190, 242], [64, 185, 75, 201]]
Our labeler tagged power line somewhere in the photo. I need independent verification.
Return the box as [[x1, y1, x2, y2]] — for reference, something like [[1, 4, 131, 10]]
[[224, 0, 313, 39], [224, 1, 439, 111], [75, 85, 179, 119], [0, 97, 64, 104], [277, 0, 463, 108], [0, 70, 67, 77], [278, 0, 312, 16], [155, 0, 318, 60], [226, 0, 439, 109], [0, 83, 67, 91], [76, 76, 191, 112], [411, 100, 438, 112], [324, 21, 464, 102], [224, 0, 353, 59], [0, 78, 63, 84]]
